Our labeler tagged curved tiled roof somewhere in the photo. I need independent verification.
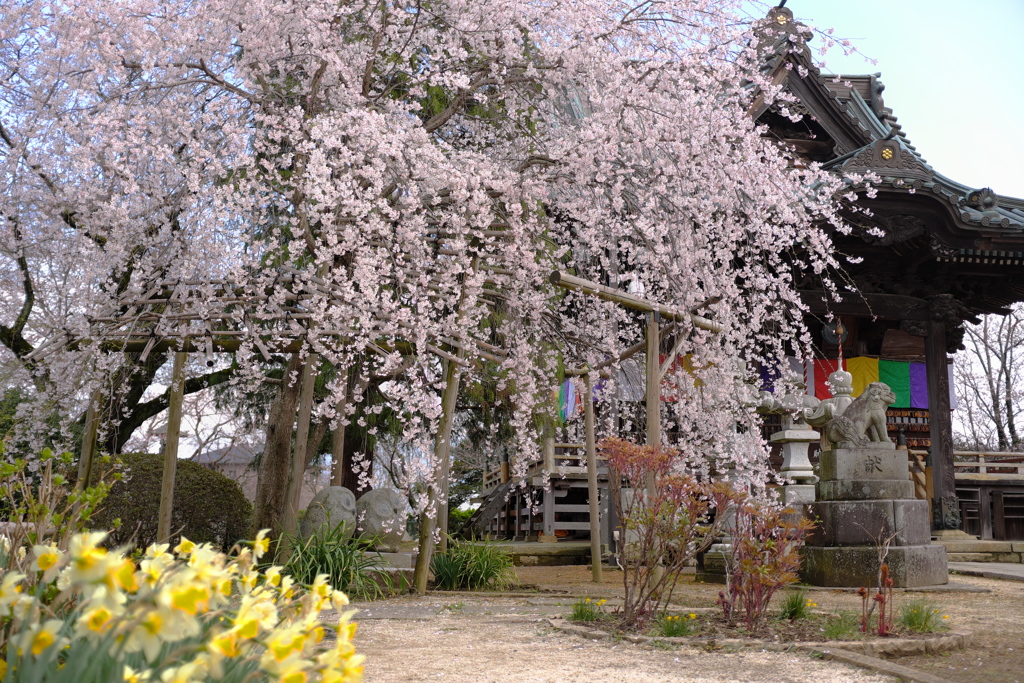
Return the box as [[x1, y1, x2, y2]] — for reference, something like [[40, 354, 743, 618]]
[[760, 6, 1024, 237]]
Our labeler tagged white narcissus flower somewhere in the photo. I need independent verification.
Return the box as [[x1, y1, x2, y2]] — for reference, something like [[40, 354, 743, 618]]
[[31, 543, 65, 583]]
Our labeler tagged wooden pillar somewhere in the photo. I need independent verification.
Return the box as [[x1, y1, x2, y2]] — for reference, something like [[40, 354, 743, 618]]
[[925, 319, 960, 530], [645, 312, 661, 449], [543, 429, 555, 473], [330, 369, 349, 487], [645, 312, 663, 580], [157, 351, 186, 544], [437, 355, 463, 550], [282, 353, 319, 537], [413, 351, 464, 594], [76, 389, 102, 491], [541, 484, 556, 541], [584, 375, 602, 583]]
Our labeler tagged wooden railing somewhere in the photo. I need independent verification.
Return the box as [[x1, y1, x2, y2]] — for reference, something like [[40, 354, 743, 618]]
[[952, 451, 1024, 478], [480, 441, 611, 493]]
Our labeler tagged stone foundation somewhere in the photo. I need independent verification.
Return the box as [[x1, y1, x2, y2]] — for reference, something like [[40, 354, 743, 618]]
[[801, 446, 947, 587], [802, 545, 948, 588]]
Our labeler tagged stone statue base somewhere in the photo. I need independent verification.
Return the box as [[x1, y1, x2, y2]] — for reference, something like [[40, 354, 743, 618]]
[[802, 545, 948, 587], [801, 447, 947, 588]]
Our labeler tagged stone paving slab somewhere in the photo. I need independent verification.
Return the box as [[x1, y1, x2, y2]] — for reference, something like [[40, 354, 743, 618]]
[[948, 561, 1024, 582], [459, 604, 565, 615], [345, 604, 442, 620]]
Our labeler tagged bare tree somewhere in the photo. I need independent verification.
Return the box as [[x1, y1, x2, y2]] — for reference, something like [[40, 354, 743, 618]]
[[955, 304, 1024, 451]]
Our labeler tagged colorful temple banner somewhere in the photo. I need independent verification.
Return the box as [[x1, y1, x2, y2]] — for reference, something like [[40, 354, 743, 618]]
[[799, 356, 955, 409]]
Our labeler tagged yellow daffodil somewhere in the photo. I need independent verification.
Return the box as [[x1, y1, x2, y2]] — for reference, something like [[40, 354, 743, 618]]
[[253, 530, 271, 560], [169, 584, 211, 616], [77, 605, 117, 638], [0, 531, 359, 682], [174, 538, 196, 557], [264, 566, 283, 587], [209, 630, 242, 658], [331, 589, 350, 611], [264, 628, 307, 663], [20, 619, 66, 657], [66, 532, 111, 585], [109, 557, 139, 593], [32, 543, 65, 582], [123, 665, 151, 682], [159, 659, 206, 683], [0, 571, 25, 615]]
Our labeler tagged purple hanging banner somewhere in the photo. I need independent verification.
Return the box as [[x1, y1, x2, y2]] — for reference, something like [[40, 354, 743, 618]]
[[909, 363, 929, 409]]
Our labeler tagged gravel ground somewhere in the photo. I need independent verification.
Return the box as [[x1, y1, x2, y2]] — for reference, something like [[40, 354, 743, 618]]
[[348, 594, 895, 683]]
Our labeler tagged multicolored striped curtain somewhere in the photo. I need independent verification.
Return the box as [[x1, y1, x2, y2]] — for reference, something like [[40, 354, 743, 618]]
[[803, 357, 956, 409]]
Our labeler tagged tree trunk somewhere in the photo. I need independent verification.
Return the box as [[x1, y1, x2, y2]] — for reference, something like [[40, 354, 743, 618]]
[[341, 426, 374, 498], [253, 354, 302, 537]]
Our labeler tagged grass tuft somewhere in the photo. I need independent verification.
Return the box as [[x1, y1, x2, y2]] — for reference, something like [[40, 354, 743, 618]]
[[569, 597, 606, 622], [430, 538, 516, 591], [779, 589, 815, 621], [823, 610, 862, 640], [897, 598, 949, 633], [277, 521, 391, 600], [657, 612, 698, 636]]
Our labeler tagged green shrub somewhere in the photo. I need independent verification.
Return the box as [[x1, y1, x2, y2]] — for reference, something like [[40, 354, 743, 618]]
[[897, 598, 948, 633], [657, 612, 698, 636], [824, 611, 862, 640], [779, 589, 814, 621], [90, 452, 252, 551], [430, 538, 515, 591], [447, 506, 474, 537], [569, 598, 605, 622]]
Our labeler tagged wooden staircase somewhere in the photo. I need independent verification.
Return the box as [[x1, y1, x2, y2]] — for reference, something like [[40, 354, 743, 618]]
[[460, 480, 513, 537]]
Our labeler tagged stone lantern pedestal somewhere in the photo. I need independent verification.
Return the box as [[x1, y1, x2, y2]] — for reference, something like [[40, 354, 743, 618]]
[[772, 423, 819, 506]]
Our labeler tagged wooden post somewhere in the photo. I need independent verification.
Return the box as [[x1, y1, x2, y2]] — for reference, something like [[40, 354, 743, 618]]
[[645, 312, 663, 581], [646, 312, 661, 449], [413, 350, 464, 594], [157, 351, 187, 544], [584, 375, 602, 583], [925, 319, 959, 530], [541, 484, 556, 542], [330, 368, 349, 487], [282, 353, 319, 537], [76, 389, 102, 491], [543, 429, 555, 473], [436, 356, 464, 551], [540, 428, 556, 543]]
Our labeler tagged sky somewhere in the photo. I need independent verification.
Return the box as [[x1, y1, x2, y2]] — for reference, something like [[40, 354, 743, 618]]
[[771, 0, 1024, 198]]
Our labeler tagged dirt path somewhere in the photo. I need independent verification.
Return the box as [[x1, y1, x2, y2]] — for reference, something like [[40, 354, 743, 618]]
[[514, 565, 1024, 683], [349, 594, 894, 683], [339, 566, 1024, 683]]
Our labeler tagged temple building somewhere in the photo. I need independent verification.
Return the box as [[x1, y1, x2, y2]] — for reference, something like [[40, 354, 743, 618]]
[[759, 6, 1024, 540]]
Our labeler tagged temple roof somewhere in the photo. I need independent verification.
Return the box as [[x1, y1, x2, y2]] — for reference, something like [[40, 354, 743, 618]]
[[757, 6, 1024, 240], [755, 6, 1024, 348]]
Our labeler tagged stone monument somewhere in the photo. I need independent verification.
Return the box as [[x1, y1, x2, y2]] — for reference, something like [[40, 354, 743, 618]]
[[801, 381, 948, 587], [355, 488, 408, 551], [300, 486, 357, 539]]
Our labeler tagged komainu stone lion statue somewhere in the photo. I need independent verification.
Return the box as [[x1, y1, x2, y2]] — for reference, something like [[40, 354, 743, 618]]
[[825, 382, 896, 448]]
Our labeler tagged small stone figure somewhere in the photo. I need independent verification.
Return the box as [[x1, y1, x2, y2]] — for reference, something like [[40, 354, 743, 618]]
[[301, 486, 357, 539], [801, 369, 856, 450], [825, 382, 896, 448], [356, 488, 408, 551]]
